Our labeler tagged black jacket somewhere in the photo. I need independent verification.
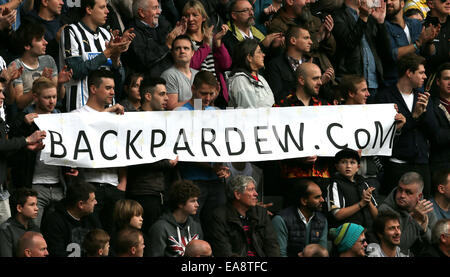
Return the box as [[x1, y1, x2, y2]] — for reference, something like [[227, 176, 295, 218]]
[[375, 86, 439, 164], [41, 201, 101, 257], [265, 54, 297, 104], [207, 203, 280, 257], [0, 117, 27, 185], [429, 96, 450, 166], [122, 17, 173, 77], [331, 5, 391, 83]]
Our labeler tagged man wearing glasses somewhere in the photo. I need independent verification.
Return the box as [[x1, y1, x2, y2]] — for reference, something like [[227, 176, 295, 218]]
[[222, 0, 283, 59]]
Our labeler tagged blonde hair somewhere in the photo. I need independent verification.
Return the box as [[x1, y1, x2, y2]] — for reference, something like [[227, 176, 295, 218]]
[[182, 0, 209, 35], [31, 76, 56, 96]]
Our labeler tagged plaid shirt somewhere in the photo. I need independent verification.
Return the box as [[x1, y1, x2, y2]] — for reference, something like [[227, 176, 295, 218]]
[[275, 93, 329, 107]]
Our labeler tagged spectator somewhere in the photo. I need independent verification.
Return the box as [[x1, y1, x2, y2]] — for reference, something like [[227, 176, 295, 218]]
[[148, 180, 203, 257], [430, 168, 450, 220], [331, 0, 391, 102], [60, 0, 133, 112], [182, 0, 232, 108], [9, 22, 70, 111], [72, 69, 126, 235], [126, 77, 179, 232], [416, 218, 450, 257], [329, 222, 368, 257], [41, 181, 101, 257], [378, 171, 438, 255], [0, 76, 46, 225], [265, 25, 313, 103], [222, 0, 283, 59], [299, 243, 329, 257], [82, 228, 110, 257], [16, 231, 49, 257], [404, 0, 430, 18], [115, 227, 145, 257], [267, 0, 336, 77], [207, 175, 280, 257], [8, 77, 75, 228], [327, 148, 378, 233], [272, 178, 328, 257], [274, 62, 331, 198], [185, 239, 213, 257], [366, 211, 410, 257], [429, 63, 450, 173], [382, 0, 438, 87], [375, 53, 437, 197], [340, 75, 406, 199], [0, 188, 40, 257], [119, 72, 143, 112], [162, 35, 198, 110], [123, 0, 183, 77], [404, 8, 425, 21], [177, 71, 230, 235], [22, 0, 65, 66], [251, 0, 274, 34], [113, 199, 144, 231], [425, 0, 450, 74], [228, 38, 275, 108]]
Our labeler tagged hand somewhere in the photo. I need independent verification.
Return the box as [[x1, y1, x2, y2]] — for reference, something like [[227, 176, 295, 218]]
[[358, 0, 370, 21], [121, 28, 136, 42], [0, 61, 23, 83], [104, 39, 131, 58], [412, 91, 430, 119], [301, 155, 317, 164], [24, 113, 38, 125], [26, 141, 45, 152], [167, 17, 187, 48], [361, 187, 375, 205], [65, 168, 79, 176], [213, 164, 230, 178], [41, 67, 53, 79], [410, 199, 433, 230], [57, 65, 73, 84], [105, 103, 124, 114], [257, 201, 274, 216], [213, 24, 229, 47], [319, 15, 334, 41], [169, 156, 179, 167], [261, 32, 284, 48], [321, 67, 335, 84], [26, 130, 46, 144], [370, 0, 386, 24], [263, 4, 277, 15], [204, 25, 214, 46], [0, 7, 16, 31], [394, 113, 406, 130]]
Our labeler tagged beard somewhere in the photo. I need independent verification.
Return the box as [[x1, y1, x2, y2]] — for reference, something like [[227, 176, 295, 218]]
[[386, 5, 401, 20], [304, 82, 319, 98]]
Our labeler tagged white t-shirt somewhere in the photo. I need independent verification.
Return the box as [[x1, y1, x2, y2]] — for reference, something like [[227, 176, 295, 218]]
[[400, 92, 414, 113], [72, 105, 119, 186], [32, 152, 60, 184]]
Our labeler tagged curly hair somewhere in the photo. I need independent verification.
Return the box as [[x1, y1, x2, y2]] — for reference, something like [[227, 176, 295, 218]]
[[167, 180, 201, 211]]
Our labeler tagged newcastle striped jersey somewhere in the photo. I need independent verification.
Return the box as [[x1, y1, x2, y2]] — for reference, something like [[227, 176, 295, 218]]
[[60, 21, 112, 111]]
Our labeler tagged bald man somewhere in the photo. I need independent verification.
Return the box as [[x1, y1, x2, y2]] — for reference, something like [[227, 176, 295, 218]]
[[275, 62, 332, 197], [16, 231, 48, 257], [299, 244, 329, 257], [185, 239, 212, 257]]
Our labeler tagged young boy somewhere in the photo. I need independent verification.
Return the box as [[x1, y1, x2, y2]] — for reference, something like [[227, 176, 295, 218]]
[[326, 148, 378, 233], [148, 180, 203, 257], [82, 229, 110, 257]]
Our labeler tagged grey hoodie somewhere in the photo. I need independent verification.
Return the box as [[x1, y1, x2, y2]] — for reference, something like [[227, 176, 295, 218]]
[[378, 188, 437, 254], [148, 212, 203, 257], [366, 243, 410, 257]]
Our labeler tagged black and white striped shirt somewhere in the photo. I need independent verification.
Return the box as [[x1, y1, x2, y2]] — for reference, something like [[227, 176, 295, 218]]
[[60, 21, 112, 111]]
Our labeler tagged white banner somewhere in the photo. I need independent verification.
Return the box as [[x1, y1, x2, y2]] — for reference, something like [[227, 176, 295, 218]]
[[34, 104, 397, 168]]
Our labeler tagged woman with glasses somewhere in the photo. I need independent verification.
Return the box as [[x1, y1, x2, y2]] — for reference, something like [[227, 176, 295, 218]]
[[227, 38, 275, 109]]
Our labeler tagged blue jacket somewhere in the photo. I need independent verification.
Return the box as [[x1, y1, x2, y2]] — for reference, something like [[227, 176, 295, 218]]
[[383, 17, 423, 87]]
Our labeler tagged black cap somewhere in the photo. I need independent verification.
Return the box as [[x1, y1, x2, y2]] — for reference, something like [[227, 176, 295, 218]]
[[334, 148, 360, 164]]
